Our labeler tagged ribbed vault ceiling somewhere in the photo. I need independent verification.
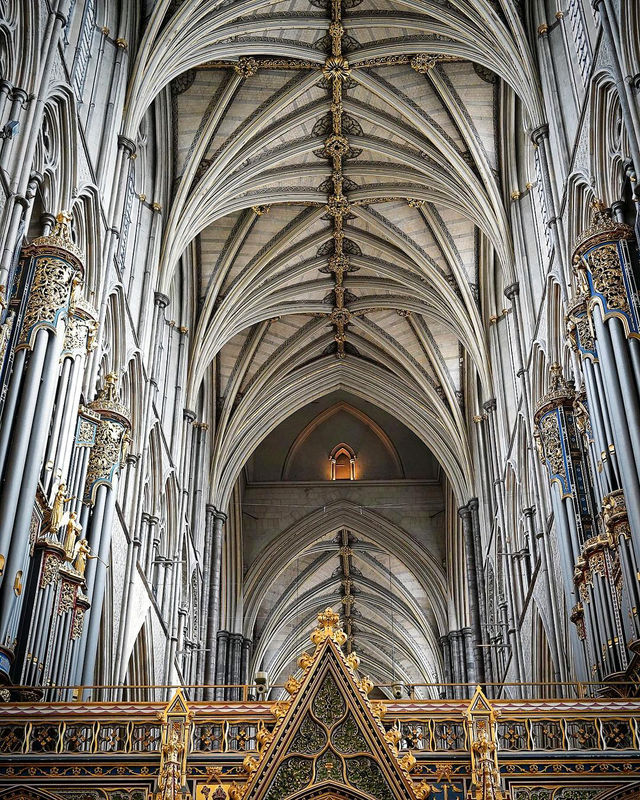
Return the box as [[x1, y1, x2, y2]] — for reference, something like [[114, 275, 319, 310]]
[[128, 0, 540, 684], [124, 0, 541, 509]]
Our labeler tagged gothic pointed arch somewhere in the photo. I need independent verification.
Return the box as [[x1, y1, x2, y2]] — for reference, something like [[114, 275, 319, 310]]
[[281, 402, 404, 481]]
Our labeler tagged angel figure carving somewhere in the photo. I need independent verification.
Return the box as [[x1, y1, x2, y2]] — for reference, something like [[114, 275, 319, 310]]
[[49, 482, 72, 534]]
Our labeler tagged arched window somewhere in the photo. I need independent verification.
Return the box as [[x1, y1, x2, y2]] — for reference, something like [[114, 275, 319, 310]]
[[329, 444, 356, 480]]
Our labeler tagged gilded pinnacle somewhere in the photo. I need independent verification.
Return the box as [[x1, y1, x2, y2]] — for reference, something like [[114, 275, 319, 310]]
[[310, 607, 348, 646]]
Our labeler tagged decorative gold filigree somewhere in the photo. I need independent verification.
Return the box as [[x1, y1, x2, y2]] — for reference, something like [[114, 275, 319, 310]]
[[64, 290, 98, 356], [40, 552, 62, 589], [235, 57, 259, 78], [57, 580, 75, 615], [538, 413, 565, 479], [588, 243, 629, 313], [0, 309, 14, 365], [570, 603, 586, 640], [19, 256, 77, 347], [70, 606, 85, 640], [603, 489, 631, 544], [566, 290, 596, 358]]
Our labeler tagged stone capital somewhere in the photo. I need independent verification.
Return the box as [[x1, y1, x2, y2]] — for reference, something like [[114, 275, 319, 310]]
[[154, 291, 170, 309], [214, 509, 228, 524], [117, 134, 137, 156], [530, 124, 549, 145], [504, 282, 520, 300]]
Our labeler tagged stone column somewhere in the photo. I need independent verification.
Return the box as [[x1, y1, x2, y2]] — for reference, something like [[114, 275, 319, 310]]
[[240, 637, 253, 690], [204, 509, 226, 699], [458, 503, 482, 685], [229, 632, 243, 700], [197, 504, 216, 693], [214, 630, 230, 701]]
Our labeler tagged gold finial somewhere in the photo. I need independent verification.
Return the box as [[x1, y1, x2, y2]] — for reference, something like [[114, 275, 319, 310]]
[[55, 210, 72, 228], [228, 784, 245, 800], [29, 209, 84, 264], [370, 700, 386, 719], [89, 371, 131, 427], [310, 607, 348, 647], [51, 212, 75, 251], [548, 362, 563, 388], [573, 196, 633, 258], [47, 211, 73, 245], [534, 362, 574, 420]]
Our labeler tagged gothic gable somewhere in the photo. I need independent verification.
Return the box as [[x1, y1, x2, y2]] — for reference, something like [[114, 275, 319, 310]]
[[241, 611, 416, 800]]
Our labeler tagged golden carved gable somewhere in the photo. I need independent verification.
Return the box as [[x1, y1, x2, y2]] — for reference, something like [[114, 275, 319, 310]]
[[241, 619, 416, 800]]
